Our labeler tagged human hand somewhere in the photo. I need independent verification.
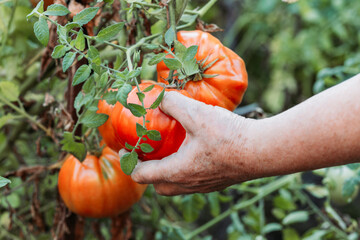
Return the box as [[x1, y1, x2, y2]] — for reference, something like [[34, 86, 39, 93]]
[[129, 92, 256, 196]]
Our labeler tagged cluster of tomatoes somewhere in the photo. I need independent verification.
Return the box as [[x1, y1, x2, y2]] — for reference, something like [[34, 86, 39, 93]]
[[58, 30, 248, 218]]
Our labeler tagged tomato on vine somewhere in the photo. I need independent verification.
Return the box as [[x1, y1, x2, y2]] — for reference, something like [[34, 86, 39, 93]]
[[58, 146, 147, 218], [157, 30, 248, 112], [111, 81, 189, 161]]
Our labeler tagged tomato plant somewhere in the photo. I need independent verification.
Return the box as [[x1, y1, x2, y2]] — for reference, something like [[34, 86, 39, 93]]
[[97, 91, 124, 152], [111, 81, 188, 161], [157, 30, 248, 111], [58, 146, 147, 218]]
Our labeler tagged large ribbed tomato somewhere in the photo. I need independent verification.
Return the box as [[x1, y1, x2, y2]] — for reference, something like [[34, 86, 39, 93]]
[[97, 93, 124, 152], [111, 81, 188, 160], [58, 146, 147, 218], [157, 30, 248, 111]]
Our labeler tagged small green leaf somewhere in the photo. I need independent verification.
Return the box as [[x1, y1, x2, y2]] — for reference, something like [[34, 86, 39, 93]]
[[143, 84, 155, 92], [51, 45, 67, 59], [282, 211, 309, 225], [80, 111, 108, 128], [0, 81, 19, 102], [164, 26, 175, 47], [62, 52, 76, 72], [0, 114, 15, 128], [98, 72, 108, 88], [65, 22, 81, 31], [184, 45, 198, 61], [87, 46, 101, 65], [342, 177, 360, 197], [148, 53, 166, 65], [140, 143, 154, 153], [136, 123, 147, 137], [73, 7, 99, 26], [61, 132, 86, 161], [136, 92, 145, 102], [147, 130, 161, 141], [57, 25, 68, 44], [174, 40, 186, 53], [44, 4, 70, 16], [27, 0, 43, 20], [128, 69, 141, 80], [128, 103, 147, 117], [0, 176, 11, 188], [75, 30, 85, 51], [125, 142, 135, 150], [116, 83, 132, 107], [34, 17, 49, 46], [103, 90, 117, 105], [163, 58, 182, 70], [96, 22, 125, 42], [183, 59, 200, 76], [72, 65, 92, 86], [120, 152, 138, 175], [150, 88, 165, 109], [74, 92, 92, 112]]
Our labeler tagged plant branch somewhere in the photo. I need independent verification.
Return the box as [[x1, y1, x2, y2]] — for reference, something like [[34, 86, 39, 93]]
[[185, 174, 297, 239]]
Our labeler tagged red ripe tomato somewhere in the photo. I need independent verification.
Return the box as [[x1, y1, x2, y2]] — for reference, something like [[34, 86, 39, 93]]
[[157, 30, 248, 111], [58, 147, 147, 218], [111, 81, 188, 160], [97, 93, 124, 152]]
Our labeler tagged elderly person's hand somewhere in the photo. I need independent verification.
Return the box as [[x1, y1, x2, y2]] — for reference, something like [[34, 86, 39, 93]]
[[128, 74, 360, 196], [129, 91, 255, 196]]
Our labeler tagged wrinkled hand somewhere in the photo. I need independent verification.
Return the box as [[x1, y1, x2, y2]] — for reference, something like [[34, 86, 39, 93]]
[[127, 92, 256, 196]]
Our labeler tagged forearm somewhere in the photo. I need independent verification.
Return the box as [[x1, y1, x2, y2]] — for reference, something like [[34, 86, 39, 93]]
[[246, 74, 360, 178]]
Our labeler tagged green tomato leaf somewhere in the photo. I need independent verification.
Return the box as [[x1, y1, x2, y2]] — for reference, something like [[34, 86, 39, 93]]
[[44, 4, 70, 16], [0, 176, 11, 188], [150, 88, 165, 109], [98, 72, 108, 88], [184, 45, 198, 61], [183, 58, 200, 76], [27, 0, 44, 20], [180, 194, 206, 222], [75, 30, 85, 51], [125, 142, 135, 150], [342, 177, 360, 198], [51, 45, 67, 59], [120, 152, 138, 175], [74, 92, 92, 112], [174, 40, 186, 54], [0, 114, 16, 128], [128, 103, 147, 117], [136, 92, 145, 103], [0, 81, 19, 102], [80, 111, 108, 128], [116, 83, 132, 107], [147, 130, 161, 141], [164, 26, 175, 47], [103, 90, 117, 105], [136, 123, 147, 137], [34, 17, 49, 46], [61, 132, 86, 161], [62, 52, 76, 72], [96, 22, 125, 42], [87, 46, 101, 65], [73, 7, 99, 26], [142, 84, 155, 92], [282, 211, 309, 225], [163, 58, 182, 70], [148, 53, 166, 65], [140, 143, 154, 153], [65, 22, 81, 32], [72, 65, 92, 86]]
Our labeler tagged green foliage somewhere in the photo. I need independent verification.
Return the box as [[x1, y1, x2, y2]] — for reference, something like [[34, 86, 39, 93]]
[[1, 0, 360, 239]]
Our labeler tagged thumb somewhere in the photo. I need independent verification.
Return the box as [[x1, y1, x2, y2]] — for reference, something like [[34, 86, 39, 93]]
[[160, 91, 206, 134], [131, 155, 177, 184]]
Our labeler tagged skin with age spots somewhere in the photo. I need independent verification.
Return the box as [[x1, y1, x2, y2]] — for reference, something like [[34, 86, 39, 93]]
[[129, 74, 360, 196]]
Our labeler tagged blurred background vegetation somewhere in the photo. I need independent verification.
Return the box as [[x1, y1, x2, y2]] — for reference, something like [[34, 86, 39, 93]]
[[1, 0, 360, 239]]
